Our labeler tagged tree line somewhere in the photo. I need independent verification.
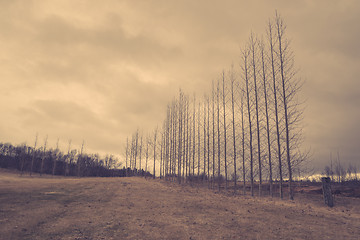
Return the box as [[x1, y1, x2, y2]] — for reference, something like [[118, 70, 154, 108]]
[[323, 151, 358, 183], [0, 138, 151, 178], [125, 13, 308, 200]]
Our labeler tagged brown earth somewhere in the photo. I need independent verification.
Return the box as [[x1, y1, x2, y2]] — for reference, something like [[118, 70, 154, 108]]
[[1, 168, 360, 240]]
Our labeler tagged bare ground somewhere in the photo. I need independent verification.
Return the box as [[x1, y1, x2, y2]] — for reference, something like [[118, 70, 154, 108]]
[[1, 169, 359, 240]]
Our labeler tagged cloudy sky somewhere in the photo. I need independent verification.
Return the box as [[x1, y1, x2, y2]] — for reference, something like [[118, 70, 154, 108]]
[[1, 0, 359, 171]]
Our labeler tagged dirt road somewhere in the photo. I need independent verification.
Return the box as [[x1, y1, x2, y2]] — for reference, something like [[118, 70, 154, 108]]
[[1, 170, 359, 239]]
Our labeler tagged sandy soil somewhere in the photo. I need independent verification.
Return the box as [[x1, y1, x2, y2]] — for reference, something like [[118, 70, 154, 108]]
[[1, 169, 359, 240]]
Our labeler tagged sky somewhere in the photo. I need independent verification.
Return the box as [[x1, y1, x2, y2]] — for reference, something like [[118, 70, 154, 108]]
[[1, 0, 359, 172]]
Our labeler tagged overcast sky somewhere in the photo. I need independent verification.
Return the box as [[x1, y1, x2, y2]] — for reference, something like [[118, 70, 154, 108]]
[[1, 0, 359, 171]]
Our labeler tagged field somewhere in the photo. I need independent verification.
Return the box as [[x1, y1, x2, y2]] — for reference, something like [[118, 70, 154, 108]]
[[1, 169, 360, 240]]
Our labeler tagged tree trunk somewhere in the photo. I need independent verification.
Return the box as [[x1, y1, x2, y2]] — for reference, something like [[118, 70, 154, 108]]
[[321, 177, 334, 207]]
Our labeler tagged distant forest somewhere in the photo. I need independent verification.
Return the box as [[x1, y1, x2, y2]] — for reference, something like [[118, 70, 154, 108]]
[[0, 141, 151, 178]]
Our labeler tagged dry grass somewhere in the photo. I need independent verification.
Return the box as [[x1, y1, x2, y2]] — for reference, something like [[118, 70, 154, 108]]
[[1, 168, 359, 240]]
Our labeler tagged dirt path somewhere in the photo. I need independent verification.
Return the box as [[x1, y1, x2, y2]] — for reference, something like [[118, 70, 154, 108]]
[[1, 170, 359, 239]]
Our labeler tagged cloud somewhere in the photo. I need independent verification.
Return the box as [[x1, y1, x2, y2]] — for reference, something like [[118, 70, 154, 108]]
[[0, 0, 359, 169]]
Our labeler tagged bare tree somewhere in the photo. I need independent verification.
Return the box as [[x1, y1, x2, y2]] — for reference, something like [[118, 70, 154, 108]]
[[268, 19, 283, 199], [188, 104, 192, 183], [30, 133, 38, 176], [65, 140, 71, 176], [178, 91, 184, 183], [129, 135, 134, 169], [145, 135, 149, 173], [222, 71, 228, 190], [198, 101, 201, 178], [274, 12, 304, 199], [20, 144, 27, 176], [139, 133, 143, 172], [207, 95, 210, 188], [153, 127, 158, 179], [134, 129, 139, 171], [184, 96, 189, 182], [172, 100, 178, 182], [276, 13, 293, 199], [250, 34, 263, 197], [165, 107, 170, 179], [240, 88, 246, 195], [212, 81, 216, 188], [260, 37, 273, 197], [335, 151, 346, 183], [243, 47, 254, 196], [170, 102, 175, 181], [125, 137, 129, 170], [77, 140, 84, 177], [40, 135, 48, 176], [217, 79, 221, 191], [203, 96, 207, 182], [160, 126, 164, 179], [230, 66, 237, 193], [192, 95, 196, 179], [52, 138, 59, 175]]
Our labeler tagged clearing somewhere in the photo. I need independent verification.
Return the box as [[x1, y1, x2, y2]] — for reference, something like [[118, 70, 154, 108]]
[[0, 169, 359, 240]]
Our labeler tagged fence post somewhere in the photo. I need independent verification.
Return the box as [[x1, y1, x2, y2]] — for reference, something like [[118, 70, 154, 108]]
[[321, 177, 334, 207]]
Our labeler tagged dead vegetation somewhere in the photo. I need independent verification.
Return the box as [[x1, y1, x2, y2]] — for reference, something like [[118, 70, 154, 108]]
[[1, 169, 359, 240]]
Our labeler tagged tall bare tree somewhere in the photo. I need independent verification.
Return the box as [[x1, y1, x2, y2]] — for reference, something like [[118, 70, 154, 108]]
[[125, 137, 129, 170], [203, 96, 207, 182], [160, 126, 164, 179], [197, 101, 201, 178], [134, 129, 139, 171], [240, 88, 246, 195], [260, 38, 273, 197], [222, 71, 228, 190], [178, 91, 183, 184], [243, 47, 254, 196], [217, 80, 221, 191], [268, 19, 283, 199], [145, 135, 149, 173], [275, 12, 302, 200], [230, 66, 237, 193], [207, 95, 210, 188], [153, 127, 158, 179], [139, 133, 143, 171], [192, 95, 196, 179], [212, 81, 216, 188], [250, 34, 263, 197]]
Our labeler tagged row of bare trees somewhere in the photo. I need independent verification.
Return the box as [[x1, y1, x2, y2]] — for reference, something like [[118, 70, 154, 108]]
[[125, 13, 307, 199]]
